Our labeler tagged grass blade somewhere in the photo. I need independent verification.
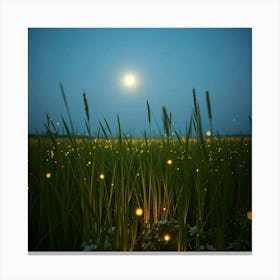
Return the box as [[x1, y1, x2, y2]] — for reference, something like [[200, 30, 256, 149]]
[[206, 90, 212, 121], [98, 120, 109, 140], [59, 82, 75, 134], [146, 100, 151, 124], [193, 88, 198, 116], [83, 92, 90, 122], [104, 118, 112, 136]]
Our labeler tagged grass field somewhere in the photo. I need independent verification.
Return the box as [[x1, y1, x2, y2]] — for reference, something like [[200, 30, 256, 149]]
[[28, 88, 251, 251]]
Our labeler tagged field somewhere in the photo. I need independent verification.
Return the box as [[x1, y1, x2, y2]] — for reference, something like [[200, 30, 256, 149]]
[[28, 89, 251, 251]]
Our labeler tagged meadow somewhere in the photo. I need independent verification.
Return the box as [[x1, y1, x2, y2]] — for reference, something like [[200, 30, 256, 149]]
[[28, 87, 251, 251]]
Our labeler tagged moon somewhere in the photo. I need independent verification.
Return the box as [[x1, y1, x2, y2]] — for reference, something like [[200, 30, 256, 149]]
[[123, 73, 137, 88]]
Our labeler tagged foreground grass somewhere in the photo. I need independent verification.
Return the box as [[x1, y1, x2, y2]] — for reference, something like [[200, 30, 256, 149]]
[[28, 86, 251, 251], [28, 135, 251, 251]]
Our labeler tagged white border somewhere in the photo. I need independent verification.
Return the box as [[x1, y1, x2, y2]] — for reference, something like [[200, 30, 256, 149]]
[[1, 0, 279, 279]]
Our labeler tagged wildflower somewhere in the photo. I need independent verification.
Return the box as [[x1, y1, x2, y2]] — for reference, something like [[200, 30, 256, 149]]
[[135, 207, 143, 216], [50, 150, 54, 158], [46, 172, 51, 179], [167, 159, 173, 165]]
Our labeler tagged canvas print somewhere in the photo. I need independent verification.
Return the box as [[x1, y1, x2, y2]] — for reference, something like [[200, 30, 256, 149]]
[[28, 28, 252, 251]]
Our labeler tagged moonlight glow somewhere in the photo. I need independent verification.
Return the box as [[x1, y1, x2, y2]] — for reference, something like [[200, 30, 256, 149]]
[[123, 73, 137, 88]]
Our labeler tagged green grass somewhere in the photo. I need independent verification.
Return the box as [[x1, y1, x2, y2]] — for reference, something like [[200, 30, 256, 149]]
[[28, 87, 251, 251]]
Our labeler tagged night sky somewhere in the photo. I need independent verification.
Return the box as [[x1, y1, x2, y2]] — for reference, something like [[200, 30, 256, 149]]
[[28, 28, 251, 137]]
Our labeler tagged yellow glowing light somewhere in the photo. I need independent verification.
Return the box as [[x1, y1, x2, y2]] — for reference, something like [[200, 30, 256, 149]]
[[135, 207, 143, 216], [247, 211, 252, 220], [163, 233, 171, 242], [99, 173, 105, 180], [123, 73, 137, 88], [206, 130, 212, 137], [46, 172, 51, 179], [167, 159, 173, 165]]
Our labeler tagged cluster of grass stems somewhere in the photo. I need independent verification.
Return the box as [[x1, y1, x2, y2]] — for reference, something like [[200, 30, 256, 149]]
[[28, 85, 251, 251]]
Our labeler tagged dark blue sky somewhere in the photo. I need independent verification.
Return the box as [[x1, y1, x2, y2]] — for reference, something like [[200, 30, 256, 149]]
[[28, 28, 251, 137]]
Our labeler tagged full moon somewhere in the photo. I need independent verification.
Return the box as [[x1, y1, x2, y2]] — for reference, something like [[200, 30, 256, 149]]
[[123, 73, 137, 88]]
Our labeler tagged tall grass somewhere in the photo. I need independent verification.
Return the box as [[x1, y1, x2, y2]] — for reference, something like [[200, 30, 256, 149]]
[[28, 86, 251, 251]]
